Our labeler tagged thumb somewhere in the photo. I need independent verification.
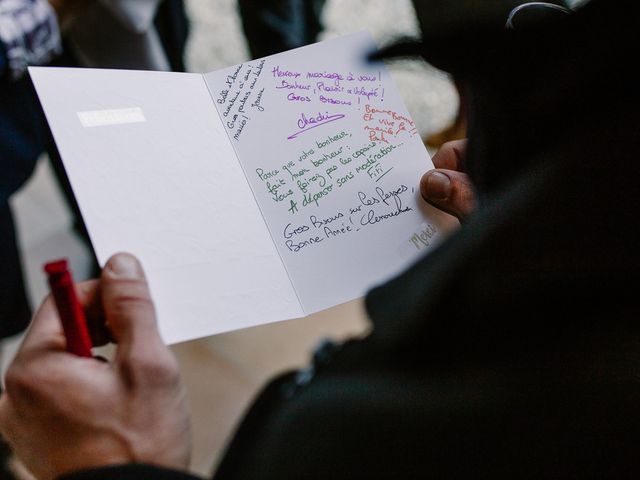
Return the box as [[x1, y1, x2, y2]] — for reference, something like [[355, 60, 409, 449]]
[[420, 168, 476, 221], [100, 253, 164, 357]]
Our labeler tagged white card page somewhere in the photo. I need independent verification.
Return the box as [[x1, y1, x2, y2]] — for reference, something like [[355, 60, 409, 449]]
[[28, 68, 303, 343], [30, 32, 457, 344]]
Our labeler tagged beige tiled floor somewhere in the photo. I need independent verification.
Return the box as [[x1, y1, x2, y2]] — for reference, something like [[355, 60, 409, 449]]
[[1, 0, 456, 477]]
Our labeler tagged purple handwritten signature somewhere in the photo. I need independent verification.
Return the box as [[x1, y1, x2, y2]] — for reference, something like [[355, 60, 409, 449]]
[[287, 112, 345, 140]]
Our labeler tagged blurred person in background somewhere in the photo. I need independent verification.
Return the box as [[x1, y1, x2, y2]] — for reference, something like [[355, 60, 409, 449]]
[[238, 0, 327, 59]]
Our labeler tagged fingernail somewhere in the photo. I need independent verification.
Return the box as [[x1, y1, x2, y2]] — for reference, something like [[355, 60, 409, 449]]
[[425, 171, 451, 201], [107, 254, 142, 279]]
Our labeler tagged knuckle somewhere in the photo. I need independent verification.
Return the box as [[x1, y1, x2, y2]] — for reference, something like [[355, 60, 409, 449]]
[[110, 280, 155, 316], [112, 295, 154, 319], [3, 365, 37, 398], [124, 352, 180, 387], [3, 368, 21, 395], [113, 276, 151, 300]]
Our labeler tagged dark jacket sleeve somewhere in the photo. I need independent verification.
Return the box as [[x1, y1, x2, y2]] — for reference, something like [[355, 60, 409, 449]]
[[58, 463, 204, 480], [0, 43, 6, 75]]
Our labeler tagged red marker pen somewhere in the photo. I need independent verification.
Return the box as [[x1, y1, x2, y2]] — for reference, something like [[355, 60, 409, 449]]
[[44, 259, 93, 357]]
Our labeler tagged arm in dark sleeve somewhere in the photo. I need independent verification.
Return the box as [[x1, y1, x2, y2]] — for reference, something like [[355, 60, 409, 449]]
[[0, 41, 7, 75], [58, 464, 205, 480]]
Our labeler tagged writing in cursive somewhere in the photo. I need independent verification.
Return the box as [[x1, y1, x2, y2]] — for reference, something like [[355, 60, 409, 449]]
[[287, 112, 345, 140]]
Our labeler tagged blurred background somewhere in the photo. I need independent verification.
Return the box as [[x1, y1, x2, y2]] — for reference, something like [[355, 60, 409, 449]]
[[0, 0, 581, 477]]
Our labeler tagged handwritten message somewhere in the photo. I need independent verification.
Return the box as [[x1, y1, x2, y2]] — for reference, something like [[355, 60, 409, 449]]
[[208, 32, 449, 282], [252, 121, 419, 252], [362, 104, 419, 143], [280, 182, 416, 253], [201, 32, 455, 314], [254, 128, 401, 209], [270, 66, 398, 142], [215, 59, 267, 141], [225, 61, 434, 255], [272, 65, 384, 106]]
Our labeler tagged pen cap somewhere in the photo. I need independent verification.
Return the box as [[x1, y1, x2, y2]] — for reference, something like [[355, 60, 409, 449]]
[[44, 259, 74, 287]]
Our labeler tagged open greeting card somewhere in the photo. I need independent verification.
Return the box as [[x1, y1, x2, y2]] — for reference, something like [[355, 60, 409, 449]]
[[30, 32, 457, 344]]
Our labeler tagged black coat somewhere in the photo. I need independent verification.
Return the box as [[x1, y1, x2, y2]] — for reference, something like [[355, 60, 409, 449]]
[[60, 0, 640, 478]]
